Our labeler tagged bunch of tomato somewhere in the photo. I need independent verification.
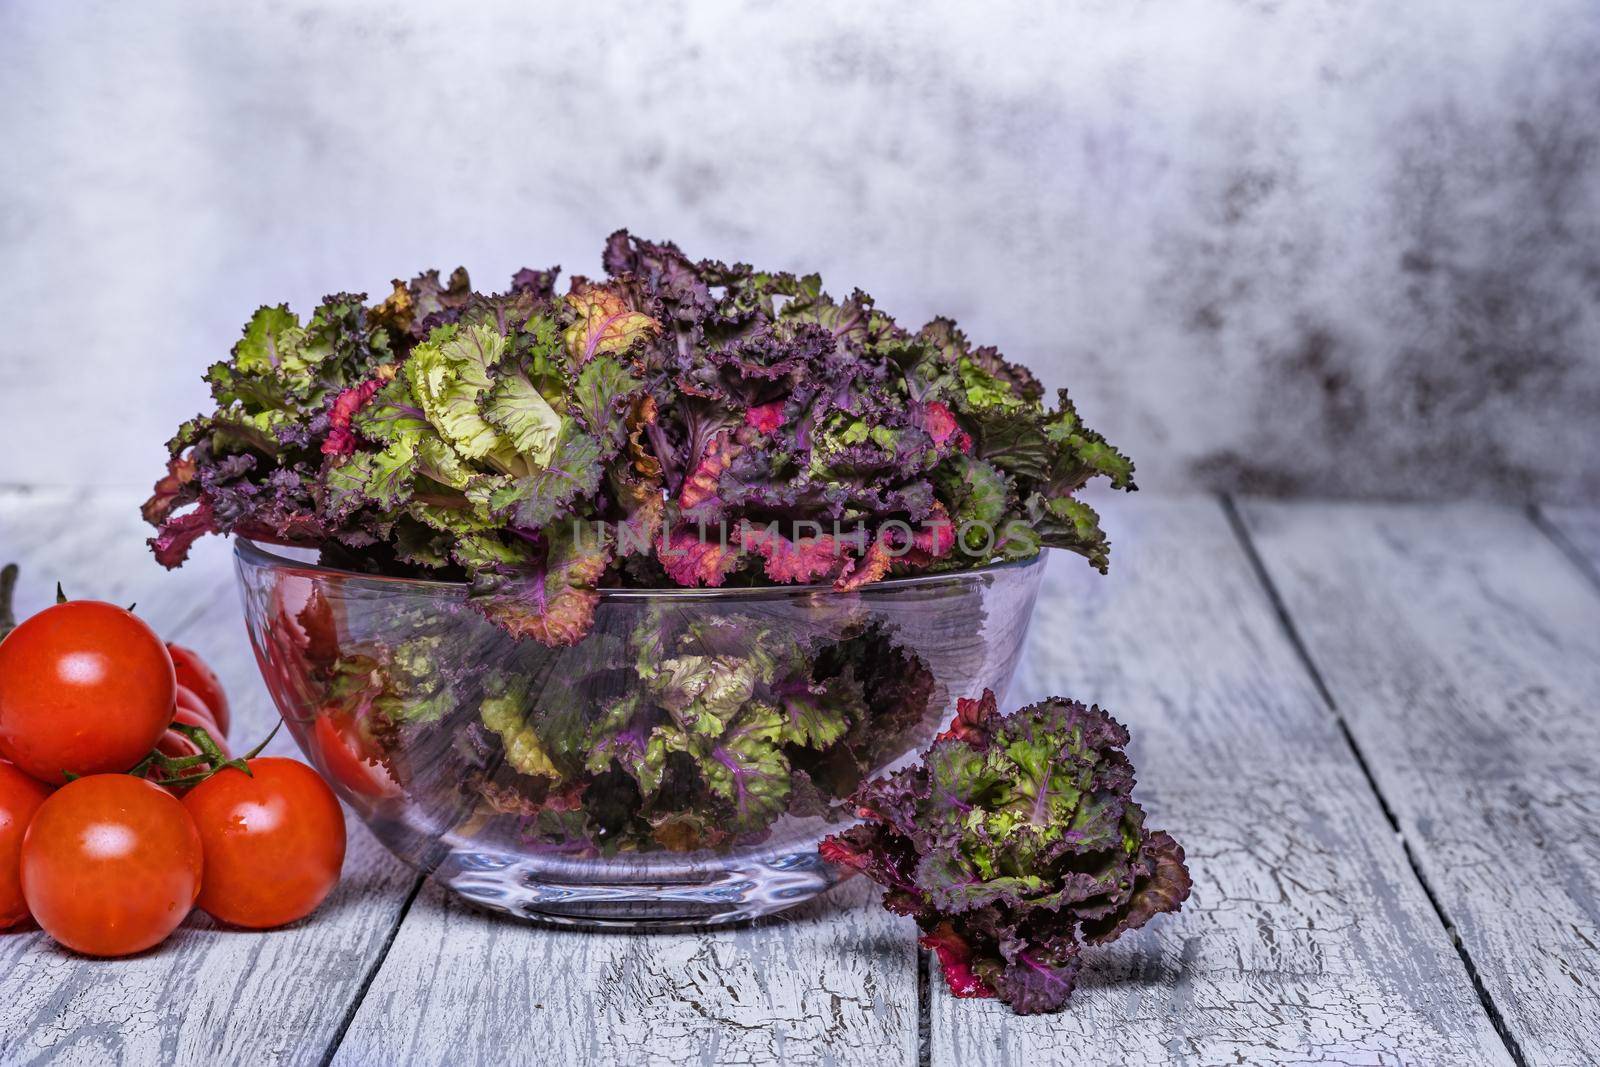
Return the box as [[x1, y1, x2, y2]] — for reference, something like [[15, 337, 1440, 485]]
[[0, 566, 345, 957]]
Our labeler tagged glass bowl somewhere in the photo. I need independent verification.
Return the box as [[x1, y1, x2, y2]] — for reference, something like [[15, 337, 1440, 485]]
[[234, 538, 1046, 928]]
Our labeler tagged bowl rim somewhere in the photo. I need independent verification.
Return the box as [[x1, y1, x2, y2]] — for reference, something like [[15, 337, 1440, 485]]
[[233, 535, 1048, 600]]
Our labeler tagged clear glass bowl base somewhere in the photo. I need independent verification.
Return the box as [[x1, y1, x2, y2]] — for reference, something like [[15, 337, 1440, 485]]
[[366, 801, 843, 927], [430, 843, 839, 928]]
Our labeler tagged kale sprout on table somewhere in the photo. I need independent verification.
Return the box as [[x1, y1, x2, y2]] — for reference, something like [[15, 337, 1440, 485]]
[[822, 691, 1192, 1015], [145, 231, 1134, 646]]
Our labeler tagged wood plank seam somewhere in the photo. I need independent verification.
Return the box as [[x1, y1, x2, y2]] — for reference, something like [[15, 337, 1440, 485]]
[[1219, 494, 1530, 1067], [6, 486, 1542, 1063], [141, 511, 434, 1066], [0, 490, 425, 1066], [916, 942, 930, 1067], [157, 562, 438, 1067], [170, 546, 430, 1067], [930, 497, 1510, 1064], [318, 875, 428, 1067], [4, 488, 921, 1066], [1527, 506, 1600, 596]]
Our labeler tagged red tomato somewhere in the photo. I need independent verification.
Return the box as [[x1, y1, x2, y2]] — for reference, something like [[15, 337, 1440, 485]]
[[168, 644, 230, 736], [0, 601, 176, 784], [0, 761, 52, 928], [313, 713, 402, 800], [21, 774, 202, 956], [174, 685, 221, 734], [182, 758, 345, 929]]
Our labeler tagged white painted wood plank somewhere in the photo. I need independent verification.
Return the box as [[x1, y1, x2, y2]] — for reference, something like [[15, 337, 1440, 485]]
[[1540, 505, 1600, 585], [0, 493, 419, 1067], [1241, 499, 1600, 1067], [333, 875, 915, 1067], [0, 489, 224, 630], [933, 497, 1512, 1066]]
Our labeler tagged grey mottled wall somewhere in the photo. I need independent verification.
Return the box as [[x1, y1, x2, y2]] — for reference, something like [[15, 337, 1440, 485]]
[[3, 0, 1597, 499]]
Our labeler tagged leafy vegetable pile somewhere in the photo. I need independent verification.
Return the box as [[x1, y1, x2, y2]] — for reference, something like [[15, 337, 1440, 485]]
[[821, 691, 1191, 1015], [143, 234, 1182, 1004], [145, 232, 1134, 644], [273, 574, 945, 854]]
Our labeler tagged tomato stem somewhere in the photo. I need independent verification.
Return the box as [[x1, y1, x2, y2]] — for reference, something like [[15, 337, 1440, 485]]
[[125, 712, 288, 791], [128, 721, 236, 787], [174, 721, 230, 764], [0, 563, 16, 641], [128, 749, 211, 778], [243, 721, 283, 762]]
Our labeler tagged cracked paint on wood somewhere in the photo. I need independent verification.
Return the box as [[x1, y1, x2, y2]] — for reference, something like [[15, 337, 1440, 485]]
[[0, 494, 418, 1067], [1242, 500, 1600, 1066], [930, 498, 1513, 1064], [6, 491, 1600, 1064], [331, 876, 917, 1067]]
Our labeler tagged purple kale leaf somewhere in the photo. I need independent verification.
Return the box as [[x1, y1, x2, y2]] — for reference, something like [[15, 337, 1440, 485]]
[[821, 690, 1191, 1015], [147, 232, 1135, 645]]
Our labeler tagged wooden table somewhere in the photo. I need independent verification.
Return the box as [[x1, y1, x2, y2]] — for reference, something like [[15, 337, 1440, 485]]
[[2, 489, 1597, 1067]]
